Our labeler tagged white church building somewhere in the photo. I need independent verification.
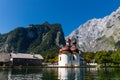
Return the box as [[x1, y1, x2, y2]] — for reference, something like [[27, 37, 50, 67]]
[[58, 38, 84, 67]]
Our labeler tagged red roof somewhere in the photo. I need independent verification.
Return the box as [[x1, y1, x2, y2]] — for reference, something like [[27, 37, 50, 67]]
[[59, 38, 79, 54]]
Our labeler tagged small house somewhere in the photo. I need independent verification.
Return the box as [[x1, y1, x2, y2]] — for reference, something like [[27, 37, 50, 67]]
[[10, 53, 44, 66]]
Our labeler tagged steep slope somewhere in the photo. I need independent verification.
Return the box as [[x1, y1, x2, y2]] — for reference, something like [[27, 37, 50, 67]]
[[67, 7, 120, 52], [0, 22, 65, 56]]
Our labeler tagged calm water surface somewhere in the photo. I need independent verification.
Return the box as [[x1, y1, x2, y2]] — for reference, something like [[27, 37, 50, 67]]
[[0, 67, 120, 80]]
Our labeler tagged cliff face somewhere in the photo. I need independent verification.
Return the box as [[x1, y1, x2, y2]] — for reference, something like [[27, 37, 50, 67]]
[[67, 7, 120, 52], [0, 22, 65, 56]]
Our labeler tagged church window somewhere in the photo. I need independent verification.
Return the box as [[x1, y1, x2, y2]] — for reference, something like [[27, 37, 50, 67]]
[[59, 56, 61, 61], [73, 56, 75, 61]]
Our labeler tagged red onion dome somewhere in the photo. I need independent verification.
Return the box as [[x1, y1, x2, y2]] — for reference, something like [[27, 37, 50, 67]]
[[66, 38, 71, 43], [70, 46, 79, 53], [59, 49, 63, 53], [59, 46, 71, 54], [62, 46, 70, 51], [72, 40, 76, 45]]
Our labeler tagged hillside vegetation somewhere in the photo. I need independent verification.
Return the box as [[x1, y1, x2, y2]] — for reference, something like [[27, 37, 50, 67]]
[[0, 22, 65, 62]]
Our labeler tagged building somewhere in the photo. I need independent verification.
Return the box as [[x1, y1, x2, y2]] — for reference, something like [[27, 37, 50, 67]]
[[58, 38, 84, 67], [0, 53, 11, 66], [10, 53, 43, 66]]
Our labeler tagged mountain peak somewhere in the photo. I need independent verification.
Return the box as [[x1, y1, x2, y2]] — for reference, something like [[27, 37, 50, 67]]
[[67, 6, 120, 52], [115, 6, 120, 13], [43, 21, 50, 25], [0, 23, 65, 56]]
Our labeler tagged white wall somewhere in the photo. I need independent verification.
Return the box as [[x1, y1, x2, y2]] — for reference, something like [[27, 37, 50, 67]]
[[58, 53, 71, 66], [58, 53, 84, 67], [58, 68, 72, 80], [72, 54, 80, 66]]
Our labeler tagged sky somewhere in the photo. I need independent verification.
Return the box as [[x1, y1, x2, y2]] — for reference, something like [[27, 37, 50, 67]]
[[0, 0, 120, 36]]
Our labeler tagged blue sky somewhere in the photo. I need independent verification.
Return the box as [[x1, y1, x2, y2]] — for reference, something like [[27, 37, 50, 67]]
[[0, 0, 120, 36]]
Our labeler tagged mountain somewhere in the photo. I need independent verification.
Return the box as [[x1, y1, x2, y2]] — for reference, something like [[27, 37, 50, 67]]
[[0, 22, 65, 57], [67, 7, 120, 52]]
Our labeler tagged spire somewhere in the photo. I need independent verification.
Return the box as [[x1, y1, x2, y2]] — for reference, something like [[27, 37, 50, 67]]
[[66, 38, 71, 46], [70, 40, 79, 53], [59, 38, 71, 54], [72, 40, 76, 46], [59, 38, 79, 54]]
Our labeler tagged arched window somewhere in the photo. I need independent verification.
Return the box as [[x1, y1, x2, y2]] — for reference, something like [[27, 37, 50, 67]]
[[59, 56, 61, 61], [73, 56, 75, 61]]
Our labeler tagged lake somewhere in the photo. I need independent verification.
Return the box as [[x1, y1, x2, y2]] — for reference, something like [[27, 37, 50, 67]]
[[0, 67, 120, 80]]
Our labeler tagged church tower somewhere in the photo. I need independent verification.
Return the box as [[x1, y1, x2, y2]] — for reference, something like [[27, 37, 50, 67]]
[[58, 38, 72, 67], [70, 40, 80, 66], [58, 38, 80, 67]]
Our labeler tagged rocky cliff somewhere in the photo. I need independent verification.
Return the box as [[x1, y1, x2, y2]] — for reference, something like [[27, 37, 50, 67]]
[[67, 7, 120, 52], [0, 22, 65, 56]]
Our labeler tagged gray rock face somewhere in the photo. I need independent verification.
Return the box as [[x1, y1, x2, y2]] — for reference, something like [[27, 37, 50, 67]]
[[67, 7, 120, 52], [0, 22, 65, 54]]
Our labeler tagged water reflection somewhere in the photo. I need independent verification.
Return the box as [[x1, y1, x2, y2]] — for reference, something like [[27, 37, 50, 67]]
[[0, 67, 120, 80], [97, 68, 120, 80], [58, 68, 85, 80], [0, 69, 8, 80], [8, 68, 43, 80], [0, 68, 58, 80]]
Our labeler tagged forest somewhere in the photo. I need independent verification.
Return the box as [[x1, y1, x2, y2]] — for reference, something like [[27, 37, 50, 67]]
[[82, 48, 120, 66]]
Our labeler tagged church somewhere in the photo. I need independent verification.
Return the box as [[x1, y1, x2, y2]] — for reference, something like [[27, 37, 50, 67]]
[[58, 38, 84, 67]]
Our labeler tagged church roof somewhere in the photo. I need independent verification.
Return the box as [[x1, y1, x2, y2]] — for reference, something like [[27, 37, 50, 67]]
[[59, 38, 79, 54]]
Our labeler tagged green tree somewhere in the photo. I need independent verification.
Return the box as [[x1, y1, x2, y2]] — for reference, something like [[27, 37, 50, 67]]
[[111, 49, 120, 65], [95, 51, 111, 66], [84, 52, 94, 64]]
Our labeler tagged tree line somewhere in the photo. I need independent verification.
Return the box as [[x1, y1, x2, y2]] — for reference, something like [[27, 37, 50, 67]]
[[44, 48, 120, 66], [82, 48, 120, 66]]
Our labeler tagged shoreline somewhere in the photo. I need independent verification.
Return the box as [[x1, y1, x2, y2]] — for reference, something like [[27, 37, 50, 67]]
[[0, 65, 95, 69], [1, 65, 120, 69]]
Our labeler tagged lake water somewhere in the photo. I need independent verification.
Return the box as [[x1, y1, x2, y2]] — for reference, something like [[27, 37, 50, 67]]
[[0, 67, 120, 80]]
